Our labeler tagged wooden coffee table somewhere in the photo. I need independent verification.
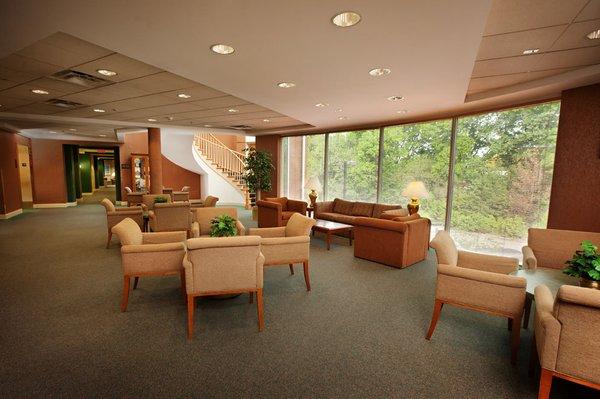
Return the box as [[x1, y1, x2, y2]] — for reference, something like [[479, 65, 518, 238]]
[[511, 268, 578, 329], [311, 219, 353, 250]]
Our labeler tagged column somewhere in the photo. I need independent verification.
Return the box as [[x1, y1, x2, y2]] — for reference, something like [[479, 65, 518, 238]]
[[148, 127, 163, 194]]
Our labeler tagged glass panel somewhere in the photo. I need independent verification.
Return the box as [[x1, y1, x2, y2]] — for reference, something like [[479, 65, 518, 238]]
[[451, 102, 560, 257], [326, 129, 379, 202], [280, 135, 325, 201], [381, 120, 451, 237]]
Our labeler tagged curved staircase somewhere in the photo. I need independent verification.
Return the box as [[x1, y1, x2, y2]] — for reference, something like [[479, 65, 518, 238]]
[[193, 133, 251, 208]]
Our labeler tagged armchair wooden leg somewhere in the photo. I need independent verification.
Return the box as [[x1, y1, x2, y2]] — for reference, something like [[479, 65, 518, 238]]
[[426, 299, 444, 340], [133, 276, 139, 290], [538, 368, 553, 399], [106, 230, 112, 249], [187, 294, 195, 340], [249, 291, 254, 303], [256, 289, 264, 332], [303, 261, 311, 291], [289, 264, 294, 275], [179, 270, 186, 299], [121, 276, 131, 312], [510, 316, 522, 365]]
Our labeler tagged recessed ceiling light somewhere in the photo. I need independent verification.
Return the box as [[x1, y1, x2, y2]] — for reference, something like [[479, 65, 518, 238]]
[[167, 116, 174, 121], [335, 108, 343, 112], [369, 68, 391, 76], [263, 119, 270, 122], [315, 103, 329, 107], [31, 89, 49, 95], [147, 118, 157, 122], [228, 108, 239, 113], [587, 29, 600, 40], [396, 110, 408, 114], [69, 128, 77, 131], [277, 82, 296, 88], [338, 116, 348, 120], [332, 11, 361, 27], [97, 69, 117, 76], [210, 44, 235, 55], [178, 93, 191, 99], [387, 95, 404, 102], [99, 134, 107, 137], [204, 124, 213, 127], [49, 130, 57, 133], [93, 108, 106, 113], [522, 48, 540, 55]]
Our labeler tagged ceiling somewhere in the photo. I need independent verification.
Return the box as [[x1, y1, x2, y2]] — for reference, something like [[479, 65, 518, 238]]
[[0, 0, 598, 140]]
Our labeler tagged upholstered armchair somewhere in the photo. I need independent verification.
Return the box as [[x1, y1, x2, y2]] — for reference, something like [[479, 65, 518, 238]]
[[148, 202, 193, 236], [523, 228, 600, 270], [257, 197, 307, 228], [125, 186, 132, 193], [248, 213, 316, 291], [190, 195, 219, 208], [427, 230, 526, 364], [126, 191, 144, 207], [111, 218, 187, 312], [171, 191, 190, 202], [532, 284, 600, 398], [181, 186, 190, 192], [141, 194, 171, 211], [100, 198, 143, 248], [183, 236, 265, 339], [190, 207, 245, 237]]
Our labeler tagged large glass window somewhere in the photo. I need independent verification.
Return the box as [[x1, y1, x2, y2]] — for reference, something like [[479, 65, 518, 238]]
[[281, 134, 325, 201], [450, 102, 560, 256], [381, 120, 451, 235], [326, 129, 379, 202]]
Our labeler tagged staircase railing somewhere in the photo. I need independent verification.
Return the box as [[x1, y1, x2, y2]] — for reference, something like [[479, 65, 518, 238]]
[[193, 132, 251, 208]]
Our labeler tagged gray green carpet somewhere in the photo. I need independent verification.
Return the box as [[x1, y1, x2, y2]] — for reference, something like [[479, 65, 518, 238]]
[[0, 203, 594, 398]]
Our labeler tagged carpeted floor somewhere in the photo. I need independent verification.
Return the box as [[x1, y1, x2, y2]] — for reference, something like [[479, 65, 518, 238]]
[[0, 203, 594, 398]]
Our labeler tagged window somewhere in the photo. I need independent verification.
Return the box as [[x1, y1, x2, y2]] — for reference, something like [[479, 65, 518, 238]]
[[450, 102, 560, 256], [326, 129, 379, 202], [381, 120, 451, 234], [281, 134, 325, 201]]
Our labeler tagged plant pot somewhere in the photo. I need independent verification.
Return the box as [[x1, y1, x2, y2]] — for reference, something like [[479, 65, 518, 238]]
[[580, 278, 600, 290]]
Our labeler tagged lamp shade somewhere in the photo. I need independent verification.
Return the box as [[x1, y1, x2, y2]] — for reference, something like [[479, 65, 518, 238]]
[[304, 176, 322, 192], [402, 181, 429, 199]]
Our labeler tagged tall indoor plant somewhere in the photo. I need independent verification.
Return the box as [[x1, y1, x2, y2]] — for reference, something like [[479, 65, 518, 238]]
[[563, 240, 600, 289], [243, 147, 274, 201]]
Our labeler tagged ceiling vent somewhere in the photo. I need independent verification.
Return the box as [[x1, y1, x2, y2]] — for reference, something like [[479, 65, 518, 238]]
[[228, 124, 252, 130], [45, 99, 86, 109], [50, 69, 111, 87]]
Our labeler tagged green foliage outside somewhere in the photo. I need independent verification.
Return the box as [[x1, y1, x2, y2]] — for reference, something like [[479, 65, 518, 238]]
[[210, 215, 237, 237], [564, 241, 600, 281], [299, 102, 560, 239], [244, 148, 274, 197]]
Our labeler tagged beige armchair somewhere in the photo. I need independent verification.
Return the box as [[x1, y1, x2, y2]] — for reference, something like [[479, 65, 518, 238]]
[[171, 191, 190, 202], [523, 228, 600, 270], [427, 231, 526, 364], [190, 207, 245, 237], [126, 191, 144, 207], [184, 236, 265, 339], [190, 195, 219, 208], [248, 213, 316, 291], [100, 198, 143, 248], [532, 284, 600, 398], [141, 194, 171, 212], [148, 202, 193, 236], [111, 218, 187, 312]]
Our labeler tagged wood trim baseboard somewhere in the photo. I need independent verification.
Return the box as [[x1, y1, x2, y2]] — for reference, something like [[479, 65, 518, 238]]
[[33, 203, 70, 208], [0, 208, 23, 219]]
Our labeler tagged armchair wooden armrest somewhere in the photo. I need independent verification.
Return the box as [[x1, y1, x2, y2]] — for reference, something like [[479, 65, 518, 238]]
[[458, 250, 519, 275], [287, 199, 307, 214], [522, 245, 537, 269], [142, 231, 187, 244], [248, 227, 286, 238]]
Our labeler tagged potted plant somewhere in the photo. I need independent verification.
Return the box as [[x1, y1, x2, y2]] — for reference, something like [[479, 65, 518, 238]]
[[243, 147, 274, 220], [209, 214, 237, 237], [154, 196, 168, 204], [563, 240, 600, 289]]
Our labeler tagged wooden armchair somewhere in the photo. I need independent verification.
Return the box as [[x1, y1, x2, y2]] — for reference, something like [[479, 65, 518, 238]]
[[141, 194, 171, 212], [183, 236, 265, 339], [532, 284, 600, 398], [256, 196, 307, 227], [523, 228, 600, 270], [190, 207, 245, 237], [148, 202, 193, 237], [111, 218, 187, 312], [100, 198, 143, 248], [190, 195, 219, 208], [427, 230, 526, 364], [248, 213, 316, 291]]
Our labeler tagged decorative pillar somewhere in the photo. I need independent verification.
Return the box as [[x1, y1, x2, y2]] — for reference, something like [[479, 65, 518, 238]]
[[148, 127, 163, 194]]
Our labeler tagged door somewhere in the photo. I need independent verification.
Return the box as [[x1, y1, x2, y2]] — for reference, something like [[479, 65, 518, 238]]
[[17, 144, 33, 204]]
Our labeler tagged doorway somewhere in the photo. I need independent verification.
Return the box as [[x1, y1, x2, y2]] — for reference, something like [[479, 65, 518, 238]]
[[17, 144, 33, 208]]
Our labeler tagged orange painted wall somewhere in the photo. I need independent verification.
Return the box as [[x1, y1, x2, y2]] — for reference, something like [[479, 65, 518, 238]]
[[547, 83, 600, 232], [161, 155, 201, 199], [119, 132, 148, 199], [0, 130, 23, 214]]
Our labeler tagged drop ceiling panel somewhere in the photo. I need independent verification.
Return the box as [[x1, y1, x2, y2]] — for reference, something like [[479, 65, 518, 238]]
[[484, 0, 588, 35], [98, 94, 184, 112], [575, 1, 600, 21], [54, 106, 121, 117], [9, 102, 66, 114], [17, 40, 104, 69], [123, 72, 197, 93], [73, 53, 162, 82], [59, 83, 150, 104], [0, 79, 16, 90], [158, 85, 227, 103], [42, 32, 113, 60], [537, 46, 600, 69], [468, 68, 576, 93], [551, 20, 600, 51], [189, 95, 249, 109], [477, 25, 566, 60], [27, 77, 90, 95], [107, 102, 201, 119], [472, 54, 544, 77], [0, 95, 32, 109], [0, 82, 71, 101], [0, 54, 63, 82]]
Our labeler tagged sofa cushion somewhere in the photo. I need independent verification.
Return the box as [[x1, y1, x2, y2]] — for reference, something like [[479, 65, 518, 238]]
[[281, 211, 295, 220], [373, 203, 403, 218], [333, 198, 354, 215], [392, 213, 420, 222], [266, 197, 288, 209], [351, 202, 375, 217], [328, 213, 356, 225], [380, 208, 410, 219]]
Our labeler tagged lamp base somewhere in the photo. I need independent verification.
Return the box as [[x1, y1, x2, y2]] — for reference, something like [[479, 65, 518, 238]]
[[407, 198, 420, 215], [308, 190, 318, 207]]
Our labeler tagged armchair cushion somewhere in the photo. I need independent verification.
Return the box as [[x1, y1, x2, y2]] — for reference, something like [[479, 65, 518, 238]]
[[142, 231, 187, 244], [429, 230, 458, 267], [333, 198, 354, 215], [284, 213, 316, 237]]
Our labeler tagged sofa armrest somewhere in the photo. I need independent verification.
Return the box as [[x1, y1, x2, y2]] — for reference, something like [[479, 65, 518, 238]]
[[438, 263, 526, 288], [458, 250, 519, 275], [248, 227, 286, 238], [353, 217, 408, 232], [314, 201, 334, 217], [522, 245, 537, 269], [142, 231, 187, 244], [256, 200, 282, 211], [287, 199, 307, 214], [122, 242, 185, 254]]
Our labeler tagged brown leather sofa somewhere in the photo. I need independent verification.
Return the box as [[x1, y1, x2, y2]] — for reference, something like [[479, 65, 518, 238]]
[[353, 215, 431, 268], [314, 198, 403, 224], [256, 197, 308, 227]]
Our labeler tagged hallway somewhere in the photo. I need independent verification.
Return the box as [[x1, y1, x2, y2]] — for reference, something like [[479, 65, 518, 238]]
[[79, 186, 116, 205]]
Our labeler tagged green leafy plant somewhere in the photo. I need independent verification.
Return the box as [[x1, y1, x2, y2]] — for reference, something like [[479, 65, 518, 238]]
[[210, 214, 237, 237], [154, 196, 168, 204], [563, 241, 600, 281], [243, 147, 274, 200]]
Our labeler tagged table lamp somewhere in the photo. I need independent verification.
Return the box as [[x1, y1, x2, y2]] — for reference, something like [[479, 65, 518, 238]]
[[304, 176, 322, 207], [402, 181, 429, 215]]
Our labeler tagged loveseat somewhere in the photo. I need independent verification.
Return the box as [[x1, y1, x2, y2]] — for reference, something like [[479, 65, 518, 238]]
[[314, 198, 404, 225]]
